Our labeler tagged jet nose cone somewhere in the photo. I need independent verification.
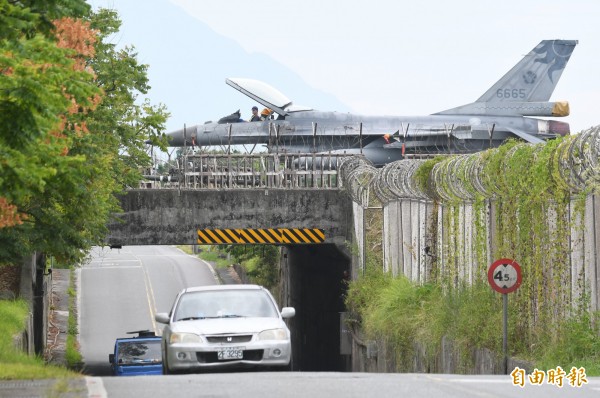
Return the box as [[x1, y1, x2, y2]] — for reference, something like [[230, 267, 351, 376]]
[[164, 127, 189, 147]]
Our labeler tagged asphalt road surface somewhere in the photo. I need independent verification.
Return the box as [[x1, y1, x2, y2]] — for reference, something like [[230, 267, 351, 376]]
[[31, 245, 592, 398], [98, 372, 600, 398], [2, 372, 598, 397], [79, 245, 218, 376]]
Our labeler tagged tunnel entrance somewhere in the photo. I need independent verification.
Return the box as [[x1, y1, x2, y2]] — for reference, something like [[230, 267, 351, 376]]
[[281, 244, 351, 372]]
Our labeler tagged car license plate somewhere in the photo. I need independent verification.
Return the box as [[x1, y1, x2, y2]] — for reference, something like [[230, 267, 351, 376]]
[[217, 347, 243, 360]]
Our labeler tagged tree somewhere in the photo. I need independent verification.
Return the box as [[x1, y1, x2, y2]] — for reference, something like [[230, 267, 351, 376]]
[[0, 2, 169, 264], [225, 245, 280, 289], [0, 0, 90, 41], [86, 8, 169, 189], [0, 1, 100, 258]]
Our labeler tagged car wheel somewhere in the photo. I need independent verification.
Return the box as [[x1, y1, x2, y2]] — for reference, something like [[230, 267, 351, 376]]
[[286, 351, 293, 371], [162, 348, 170, 375]]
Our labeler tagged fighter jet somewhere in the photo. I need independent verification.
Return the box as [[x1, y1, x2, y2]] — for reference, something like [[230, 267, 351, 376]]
[[165, 39, 577, 166]]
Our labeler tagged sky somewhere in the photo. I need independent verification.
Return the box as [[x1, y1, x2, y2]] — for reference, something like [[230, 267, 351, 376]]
[[89, 0, 599, 134]]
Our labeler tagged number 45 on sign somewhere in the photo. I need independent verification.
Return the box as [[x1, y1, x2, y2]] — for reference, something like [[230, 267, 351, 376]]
[[488, 258, 522, 295]]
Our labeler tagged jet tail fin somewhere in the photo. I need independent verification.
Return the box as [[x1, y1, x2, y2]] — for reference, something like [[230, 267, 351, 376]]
[[436, 39, 577, 116], [478, 39, 578, 103]]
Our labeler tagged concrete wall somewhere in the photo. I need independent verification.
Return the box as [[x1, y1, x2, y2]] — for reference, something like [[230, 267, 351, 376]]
[[106, 189, 353, 246], [15, 253, 48, 357], [380, 195, 600, 313], [105, 188, 356, 371], [383, 200, 435, 281], [351, 335, 533, 374], [345, 193, 600, 373], [349, 200, 538, 374]]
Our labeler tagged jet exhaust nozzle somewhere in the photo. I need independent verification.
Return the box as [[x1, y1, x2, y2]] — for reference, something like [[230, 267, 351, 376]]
[[548, 120, 570, 136]]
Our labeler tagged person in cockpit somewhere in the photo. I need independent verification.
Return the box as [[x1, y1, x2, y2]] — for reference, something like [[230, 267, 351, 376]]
[[249, 106, 260, 122]]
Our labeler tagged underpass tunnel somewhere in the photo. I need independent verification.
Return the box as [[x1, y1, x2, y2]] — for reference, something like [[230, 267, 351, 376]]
[[280, 244, 351, 372]]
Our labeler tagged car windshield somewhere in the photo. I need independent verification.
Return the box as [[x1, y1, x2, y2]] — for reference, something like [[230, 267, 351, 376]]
[[174, 289, 278, 321], [117, 340, 161, 365]]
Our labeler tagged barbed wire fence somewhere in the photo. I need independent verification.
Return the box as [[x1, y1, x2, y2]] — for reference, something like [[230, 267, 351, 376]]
[[338, 125, 600, 313], [340, 125, 600, 203]]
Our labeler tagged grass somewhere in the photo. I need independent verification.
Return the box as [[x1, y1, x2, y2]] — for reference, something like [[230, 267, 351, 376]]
[[350, 165, 600, 375], [177, 245, 234, 268], [198, 250, 233, 268], [176, 245, 193, 255], [534, 313, 600, 375], [65, 274, 82, 370], [0, 299, 81, 379], [346, 270, 600, 375]]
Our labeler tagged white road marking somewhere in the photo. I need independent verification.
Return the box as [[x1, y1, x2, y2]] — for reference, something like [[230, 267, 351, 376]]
[[88, 259, 140, 262], [86, 377, 107, 398], [449, 378, 510, 383], [84, 265, 142, 269]]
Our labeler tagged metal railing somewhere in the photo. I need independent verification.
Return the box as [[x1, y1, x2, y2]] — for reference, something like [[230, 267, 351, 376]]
[[142, 153, 354, 189]]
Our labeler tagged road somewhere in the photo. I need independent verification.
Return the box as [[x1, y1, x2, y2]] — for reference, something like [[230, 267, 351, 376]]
[[79, 245, 218, 376], [66, 245, 600, 398], [3, 372, 598, 397], [96, 372, 600, 398]]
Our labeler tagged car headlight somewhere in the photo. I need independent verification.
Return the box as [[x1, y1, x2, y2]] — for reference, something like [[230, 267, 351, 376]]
[[258, 328, 288, 341], [169, 332, 202, 344]]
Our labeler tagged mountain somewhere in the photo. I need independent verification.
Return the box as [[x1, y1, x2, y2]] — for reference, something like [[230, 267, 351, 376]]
[[108, 0, 352, 132]]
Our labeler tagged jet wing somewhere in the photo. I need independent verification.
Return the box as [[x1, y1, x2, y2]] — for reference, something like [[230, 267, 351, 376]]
[[505, 127, 545, 144], [381, 123, 545, 146]]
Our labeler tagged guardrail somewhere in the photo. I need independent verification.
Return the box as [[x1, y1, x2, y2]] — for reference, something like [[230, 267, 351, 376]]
[[142, 153, 354, 189]]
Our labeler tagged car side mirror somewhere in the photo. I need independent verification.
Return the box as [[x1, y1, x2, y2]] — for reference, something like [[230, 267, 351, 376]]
[[281, 307, 295, 319], [155, 313, 170, 324], [109, 354, 114, 363]]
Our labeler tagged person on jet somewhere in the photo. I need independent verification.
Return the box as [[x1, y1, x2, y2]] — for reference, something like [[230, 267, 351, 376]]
[[249, 106, 260, 122]]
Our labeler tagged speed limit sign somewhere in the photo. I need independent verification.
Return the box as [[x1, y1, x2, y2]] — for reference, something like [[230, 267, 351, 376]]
[[487, 258, 522, 294]]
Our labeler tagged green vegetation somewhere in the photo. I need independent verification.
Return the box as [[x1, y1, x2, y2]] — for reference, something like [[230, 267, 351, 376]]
[[65, 271, 82, 369], [0, 299, 79, 379], [347, 137, 600, 375], [0, 0, 169, 265], [196, 246, 235, 268], [0, 0, 170, 379], [414, 156, 445, 197], [176, 245, 193, 255], [229, 245, 279, 289], [347, 270, 495, 372], [1, 0, 597, 379], [186, 245, 280, 290], [347, 268, 600, 374]]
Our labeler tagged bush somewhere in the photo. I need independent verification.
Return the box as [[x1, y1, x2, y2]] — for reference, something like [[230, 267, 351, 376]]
[[346, 271, 600, 375]]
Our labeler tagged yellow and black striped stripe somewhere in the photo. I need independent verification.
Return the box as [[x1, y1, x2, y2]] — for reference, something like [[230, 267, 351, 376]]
[[197, 228, 325, 245]]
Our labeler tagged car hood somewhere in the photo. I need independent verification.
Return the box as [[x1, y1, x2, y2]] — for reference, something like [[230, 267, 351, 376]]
[[171, 317, 286, 335]]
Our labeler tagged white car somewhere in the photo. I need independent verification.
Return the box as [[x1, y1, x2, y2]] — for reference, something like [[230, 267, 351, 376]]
[[155, 284, 295, 374]]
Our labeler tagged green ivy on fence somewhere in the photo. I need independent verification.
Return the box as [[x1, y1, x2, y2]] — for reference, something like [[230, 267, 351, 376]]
[[346, 136, 600, 374]]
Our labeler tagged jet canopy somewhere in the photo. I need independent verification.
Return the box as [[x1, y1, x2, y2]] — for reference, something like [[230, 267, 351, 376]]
[[226, 78, 312, 116]]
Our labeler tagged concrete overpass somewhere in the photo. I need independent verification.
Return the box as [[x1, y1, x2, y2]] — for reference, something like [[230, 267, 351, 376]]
[[106, 189, 352, 247], [105, 153, 357, 371]]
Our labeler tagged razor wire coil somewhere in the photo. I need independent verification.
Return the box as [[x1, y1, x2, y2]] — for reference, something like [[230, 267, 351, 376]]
[[341, 125, 600, 204]]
